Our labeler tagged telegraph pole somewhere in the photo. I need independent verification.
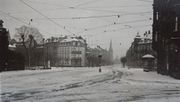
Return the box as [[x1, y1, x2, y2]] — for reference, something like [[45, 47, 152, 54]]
[[28, 19, 33, 67]]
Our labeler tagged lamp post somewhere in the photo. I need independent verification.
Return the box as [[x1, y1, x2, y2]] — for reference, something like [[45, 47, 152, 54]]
[[43, 38, 45, 68], [98, 54, 102, 72], [86, 51, 91, 67], [28, 19, 33, 67]]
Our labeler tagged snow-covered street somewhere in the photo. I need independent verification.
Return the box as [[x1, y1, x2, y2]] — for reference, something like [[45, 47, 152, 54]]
[[1, 65, 180, 102]]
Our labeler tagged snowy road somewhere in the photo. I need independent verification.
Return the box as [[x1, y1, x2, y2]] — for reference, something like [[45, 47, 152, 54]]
[[1, 65, 180, 102]]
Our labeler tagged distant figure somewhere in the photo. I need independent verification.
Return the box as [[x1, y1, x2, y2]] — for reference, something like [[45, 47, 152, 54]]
[[120, 57, 127, 68], [99, 68, 101, 73]]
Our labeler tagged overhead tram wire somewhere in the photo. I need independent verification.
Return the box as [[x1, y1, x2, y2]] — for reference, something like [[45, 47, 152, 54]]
[[20, 0, 152, 11], [9, 1, 153, 16], [121, 11, 152, 16], [77, 18, 152, 34], [81, 4, 152, 9], [76, 6, 153, 14], [31, 14, 120, 20], [104, 24, 152, 33], [26, 0, 68, 8], [10, 0, 153, 15], [0, 10, 29, 25], [10, 10, 152, 21], [17, 0, 152, 36], [85, 24, 152, 38], [137, 0, 153, 3], [76, 7, 124, 13], [0, 10, 61, 37], [73, 0, 106, 8], [19, 0, 74, 35], [26, 11, 151, 20]]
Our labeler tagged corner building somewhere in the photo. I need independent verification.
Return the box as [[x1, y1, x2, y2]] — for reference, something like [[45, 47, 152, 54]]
[[45, 36, 87, 67]]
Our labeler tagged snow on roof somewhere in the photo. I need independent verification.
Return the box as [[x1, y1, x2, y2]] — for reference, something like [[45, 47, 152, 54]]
[[61, 37, 85, 43], [61, 37, 78, 43], [142, 54, 155, 59], [78, 39, 86, 43]]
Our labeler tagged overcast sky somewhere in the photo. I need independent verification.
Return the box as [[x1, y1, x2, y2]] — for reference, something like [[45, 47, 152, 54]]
[[0, 0, 153, 58]]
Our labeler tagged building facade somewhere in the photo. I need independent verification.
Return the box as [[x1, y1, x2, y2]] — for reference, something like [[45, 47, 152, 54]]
[[86, 46, 111, 67], [126, 31, 156, 68], [45, 36, 87, 67], [153, 0, 180, 78]]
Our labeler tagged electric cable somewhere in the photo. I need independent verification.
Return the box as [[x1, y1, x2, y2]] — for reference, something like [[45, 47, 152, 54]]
[[0, 10, 29, 25], [19, 0, 74, 35]]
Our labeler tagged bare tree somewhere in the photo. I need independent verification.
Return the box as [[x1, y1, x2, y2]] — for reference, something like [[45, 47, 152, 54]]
[[15, 25, 43, 44], [14, 25, 43, 67]]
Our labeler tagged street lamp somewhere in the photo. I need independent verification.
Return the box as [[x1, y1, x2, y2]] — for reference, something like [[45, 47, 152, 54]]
[[98, 54, 102, 72], [43, 38, 45, 68], [28, 19, 33, 67], [86, 51, 91, 67]]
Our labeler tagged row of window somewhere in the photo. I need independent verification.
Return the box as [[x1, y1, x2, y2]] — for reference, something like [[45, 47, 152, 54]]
[[155, 11, 179, 33], [59, 42, 83, 46], [55, 58, 82, 65], [137, 45, 152, 51]]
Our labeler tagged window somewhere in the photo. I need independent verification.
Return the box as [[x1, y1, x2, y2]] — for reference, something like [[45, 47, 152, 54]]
[[154, 31, 158, 42], [73, 42, 76, 46], [156, 12, 159, 21], [175, 17, 178, 31]]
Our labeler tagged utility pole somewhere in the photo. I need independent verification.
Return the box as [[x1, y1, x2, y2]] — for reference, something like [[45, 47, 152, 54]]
[[28, 19, 33, 67], [43, 38, 45, 68]]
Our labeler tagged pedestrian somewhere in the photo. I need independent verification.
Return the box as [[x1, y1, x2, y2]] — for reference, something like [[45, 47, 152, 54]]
[[99, 67, 101, 72], [120, 57, 127, 68]]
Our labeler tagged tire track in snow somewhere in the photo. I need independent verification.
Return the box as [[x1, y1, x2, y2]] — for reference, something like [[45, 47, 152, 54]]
[[52, 70, 123, 92], [1, 70, 123, 101]]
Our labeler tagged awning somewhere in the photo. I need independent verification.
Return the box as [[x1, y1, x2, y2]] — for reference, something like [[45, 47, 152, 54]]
[[142, 54, 155, 59]]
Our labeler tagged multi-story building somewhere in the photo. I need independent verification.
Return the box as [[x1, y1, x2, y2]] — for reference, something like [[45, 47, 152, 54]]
[[45, 36, 87, 67], [153, 0, 180, 78], [126, 31, 156, 68], [86, 46, 111, 67]]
